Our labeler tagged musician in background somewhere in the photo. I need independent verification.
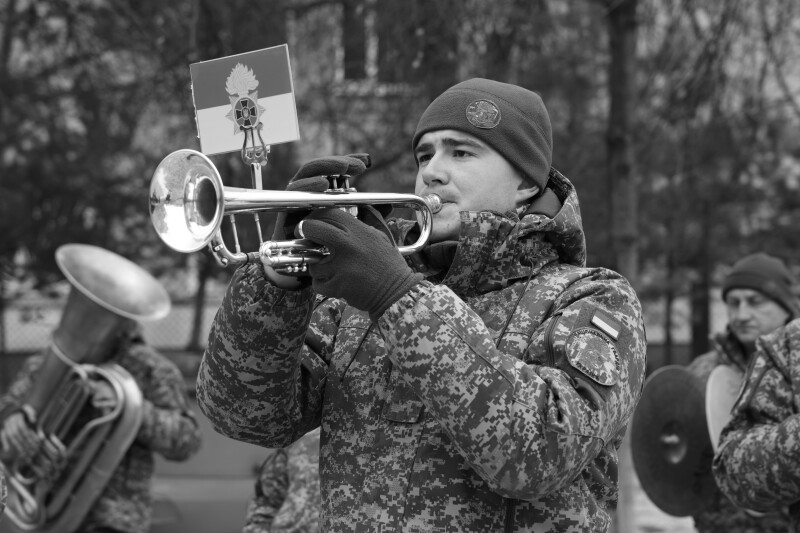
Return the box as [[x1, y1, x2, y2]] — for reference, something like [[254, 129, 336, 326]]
[[196, 78, 646, 532], [687, 252, 798, 531], [0, 318, 202, 533], [713, 259, 800, 531], [243, 427, 320, 533]]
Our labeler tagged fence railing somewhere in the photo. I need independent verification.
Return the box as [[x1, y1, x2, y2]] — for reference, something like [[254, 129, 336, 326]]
[[0, 297, 224, 354]]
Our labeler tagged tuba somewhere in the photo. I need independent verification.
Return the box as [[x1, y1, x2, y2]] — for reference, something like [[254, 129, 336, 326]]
[[1, 244, 171, 533], [149, 149, 441, 269]]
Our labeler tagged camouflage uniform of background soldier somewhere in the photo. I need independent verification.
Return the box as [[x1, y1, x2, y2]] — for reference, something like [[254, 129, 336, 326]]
[[687, 253, 797, 532], [713, 316, 800, 532], [0, 470, 5, 521], [197, 78, 647, 532], [0, 322, 203, 533], [243, 427, 320, 533]]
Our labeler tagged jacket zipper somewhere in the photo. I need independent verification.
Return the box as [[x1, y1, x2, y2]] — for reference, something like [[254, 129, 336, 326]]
[[504, 498, 517, 532], [504, 315, 561, 532], [545, 314, 561, 367]]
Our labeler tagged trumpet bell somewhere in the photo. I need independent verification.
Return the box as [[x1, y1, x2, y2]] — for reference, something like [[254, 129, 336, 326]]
[[150, 149, 224, 253]]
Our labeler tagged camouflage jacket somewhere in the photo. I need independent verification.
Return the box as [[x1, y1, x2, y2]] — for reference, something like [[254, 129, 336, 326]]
[[687, 330, 789, 533], [0, 330, 202, 533], [0, 470, 5, 520], [243, 427, 321, 533], [197, 172, 647, 532], [713, 318, 800, 532], [688, 329, 750, 384]]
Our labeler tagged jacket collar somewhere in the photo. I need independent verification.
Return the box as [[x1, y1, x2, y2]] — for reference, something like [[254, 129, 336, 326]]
[[711, 329, 752, 371], [404, 171, 587, 298]]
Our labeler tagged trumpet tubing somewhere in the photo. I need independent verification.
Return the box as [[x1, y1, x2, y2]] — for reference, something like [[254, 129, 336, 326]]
[[150, 149, 441, 269]]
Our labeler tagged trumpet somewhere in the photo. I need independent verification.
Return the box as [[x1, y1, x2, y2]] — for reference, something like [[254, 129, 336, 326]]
[[149, 149, 441, 271]]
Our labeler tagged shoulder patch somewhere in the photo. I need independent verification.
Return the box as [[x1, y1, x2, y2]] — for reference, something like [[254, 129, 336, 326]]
[[566, 328, 620, 386]]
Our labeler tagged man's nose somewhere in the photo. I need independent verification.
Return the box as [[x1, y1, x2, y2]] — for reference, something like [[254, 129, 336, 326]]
[[733, 303, 754, 320], [421, 154, 449, 186]]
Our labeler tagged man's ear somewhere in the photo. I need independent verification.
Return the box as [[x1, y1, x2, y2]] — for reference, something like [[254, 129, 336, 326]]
[[515, 184, 540, 207]]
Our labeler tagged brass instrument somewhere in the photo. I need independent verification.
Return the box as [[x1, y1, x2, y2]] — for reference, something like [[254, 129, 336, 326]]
[[149, 149, 441, 269], [2, 244, 171, 533], [630, 366, 717, 516]]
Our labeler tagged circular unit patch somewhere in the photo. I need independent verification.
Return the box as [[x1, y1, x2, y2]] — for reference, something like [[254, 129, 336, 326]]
[[565, 328, 620, 386], [465, 99, 501, 129]]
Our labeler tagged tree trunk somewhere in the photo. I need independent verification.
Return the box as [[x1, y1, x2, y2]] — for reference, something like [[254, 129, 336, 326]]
[[691, 199, 712, 356], [185, 0, 296, 352], [0, 274, 6, 355], [187, 253, 215, 351], [603, 1, 638, 532], [664, 281, 674, 367], [606, 1, 639, 283]]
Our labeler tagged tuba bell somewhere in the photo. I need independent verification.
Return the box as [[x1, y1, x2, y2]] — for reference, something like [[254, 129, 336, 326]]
[[0, 244, 171, 533]]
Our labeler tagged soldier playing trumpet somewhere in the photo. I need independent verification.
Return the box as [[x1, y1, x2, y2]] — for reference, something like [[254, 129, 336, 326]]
[[195, 78, 647, 532]]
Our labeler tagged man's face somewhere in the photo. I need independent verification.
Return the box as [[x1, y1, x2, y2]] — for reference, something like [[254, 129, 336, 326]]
[[725, 288, 790, 347], [414, 129, 533, 243]]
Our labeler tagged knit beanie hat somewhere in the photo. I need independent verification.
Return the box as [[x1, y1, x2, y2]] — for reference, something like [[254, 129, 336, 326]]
[[412, 78, 553, 191], [722, 253, 800, 318]]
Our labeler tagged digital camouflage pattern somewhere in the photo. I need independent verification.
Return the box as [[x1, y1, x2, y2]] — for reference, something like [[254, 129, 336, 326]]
[[713, 318, 800, 532], [0, 328, 202, 533], [197, 172, 647, 532], [243, 427, 321, 533], [687, 330, 789, 532], [0, 469, 5, 519]]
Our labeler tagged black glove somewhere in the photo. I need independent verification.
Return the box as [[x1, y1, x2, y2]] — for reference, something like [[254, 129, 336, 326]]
[[272, 154, 371, 241], [298, 209, 423, 320]]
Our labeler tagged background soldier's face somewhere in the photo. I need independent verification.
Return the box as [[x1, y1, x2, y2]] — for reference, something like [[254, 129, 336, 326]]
[[725, 288, 790, 347]]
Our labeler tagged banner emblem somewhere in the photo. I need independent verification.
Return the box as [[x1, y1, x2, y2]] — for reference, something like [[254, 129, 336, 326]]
[[190, 44, 300, 156], [225, 63, 265, 133]]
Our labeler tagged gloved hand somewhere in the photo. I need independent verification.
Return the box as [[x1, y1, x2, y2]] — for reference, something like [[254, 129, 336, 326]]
[[298, 208, 423, 320], [271, 154, 371, 242], [90, 380, 117, 411], [0, 409, 42, 462]]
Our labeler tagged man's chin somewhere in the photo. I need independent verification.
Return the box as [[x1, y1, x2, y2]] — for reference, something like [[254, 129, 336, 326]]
[[731, 330, 758, 345], [428, 225, 460, 243]]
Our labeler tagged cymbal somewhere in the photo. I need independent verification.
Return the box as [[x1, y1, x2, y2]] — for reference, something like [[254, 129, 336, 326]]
[[706, 365, 744, 452], [630, 365, 717, 516]]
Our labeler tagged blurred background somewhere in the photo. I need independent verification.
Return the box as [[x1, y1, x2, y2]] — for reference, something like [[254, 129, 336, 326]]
[[1, 0, 800, 531]]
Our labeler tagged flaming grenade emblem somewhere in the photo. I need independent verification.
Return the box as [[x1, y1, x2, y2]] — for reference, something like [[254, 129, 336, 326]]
[[225, 63, 266, 133]]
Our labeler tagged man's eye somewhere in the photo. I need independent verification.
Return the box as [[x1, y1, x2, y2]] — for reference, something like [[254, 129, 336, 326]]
[[417, 153, 432, 163], [453, 149, 470, 158]]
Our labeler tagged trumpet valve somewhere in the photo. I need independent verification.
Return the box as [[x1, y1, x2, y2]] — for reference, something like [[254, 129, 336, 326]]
[[258, 240, 330, 272]]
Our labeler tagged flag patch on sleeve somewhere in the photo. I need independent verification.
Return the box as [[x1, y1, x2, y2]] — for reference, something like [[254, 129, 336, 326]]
[[590, 309, 621, 341]]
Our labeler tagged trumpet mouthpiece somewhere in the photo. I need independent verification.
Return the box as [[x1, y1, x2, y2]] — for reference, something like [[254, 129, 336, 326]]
[[422, 193, 442, 214]]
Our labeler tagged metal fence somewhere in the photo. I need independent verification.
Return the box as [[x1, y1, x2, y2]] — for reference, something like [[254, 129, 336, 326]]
[[0, 296, 224, 355]]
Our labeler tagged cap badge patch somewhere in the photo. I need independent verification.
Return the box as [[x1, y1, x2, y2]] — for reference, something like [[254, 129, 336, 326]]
[[466, 99, 501, 129]]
